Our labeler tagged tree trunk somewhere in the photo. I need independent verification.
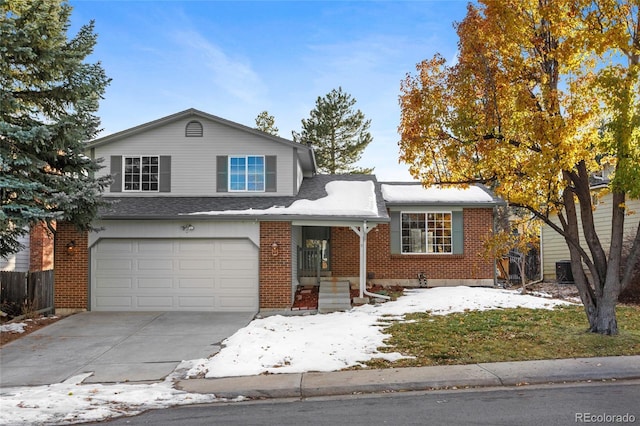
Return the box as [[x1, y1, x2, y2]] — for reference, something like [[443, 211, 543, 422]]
[[591, 288, 618, 335]]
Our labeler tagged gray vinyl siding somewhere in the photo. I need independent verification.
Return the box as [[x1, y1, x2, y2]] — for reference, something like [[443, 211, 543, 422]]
[[88, 220, 260, 247], [0, 232, 30, 272], [93, 118, 296, 197], [541, 194, 640, 279]]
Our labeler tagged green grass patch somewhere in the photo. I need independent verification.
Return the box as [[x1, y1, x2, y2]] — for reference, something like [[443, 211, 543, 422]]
[[365, 305, 640, 368]]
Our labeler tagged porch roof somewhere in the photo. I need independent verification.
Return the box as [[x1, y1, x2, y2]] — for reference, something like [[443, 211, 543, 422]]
[[98, 174, 390, 223]]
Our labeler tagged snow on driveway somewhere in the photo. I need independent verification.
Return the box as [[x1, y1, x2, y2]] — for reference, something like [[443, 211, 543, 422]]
[[0, 287, 573, 425]]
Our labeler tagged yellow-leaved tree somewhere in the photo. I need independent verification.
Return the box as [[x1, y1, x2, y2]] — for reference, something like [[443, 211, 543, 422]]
[[399, 0, 639, 335]]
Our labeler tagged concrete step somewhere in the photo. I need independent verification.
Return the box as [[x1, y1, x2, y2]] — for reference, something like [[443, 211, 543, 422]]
[[319, 281, 350, 293], [319, 287, 350, 295], [318, 281, 351, 313]]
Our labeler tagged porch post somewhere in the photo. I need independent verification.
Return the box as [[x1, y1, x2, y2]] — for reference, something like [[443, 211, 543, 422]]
[[350, 221, 374, 299]]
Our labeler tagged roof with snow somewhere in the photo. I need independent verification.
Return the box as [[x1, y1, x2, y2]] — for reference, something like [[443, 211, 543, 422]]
[[99, 179, 503, 222], [381, 183, 503, 206], [99, 174, 390, 222]]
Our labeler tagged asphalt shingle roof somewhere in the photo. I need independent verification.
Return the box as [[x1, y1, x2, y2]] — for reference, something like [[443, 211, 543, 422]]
[[98, 174, 390, 222]]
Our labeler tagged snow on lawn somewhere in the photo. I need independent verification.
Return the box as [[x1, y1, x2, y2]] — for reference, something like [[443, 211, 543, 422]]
[[187, 286, 573, 378], [0, 287, 573, 425]]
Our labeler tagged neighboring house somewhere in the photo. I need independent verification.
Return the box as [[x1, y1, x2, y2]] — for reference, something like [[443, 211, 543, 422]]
[[1, 223, 54, 272], [1, 233, 30, 272], [53, 109, 503, 313], [541, 173, 640, 280]]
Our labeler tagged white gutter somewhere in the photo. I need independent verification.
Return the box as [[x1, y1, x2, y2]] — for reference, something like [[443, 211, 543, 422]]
[[350, 221, 391, 301]]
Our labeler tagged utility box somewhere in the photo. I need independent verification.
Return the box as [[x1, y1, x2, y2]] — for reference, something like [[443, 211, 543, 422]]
[[555, 260, 574, 284]]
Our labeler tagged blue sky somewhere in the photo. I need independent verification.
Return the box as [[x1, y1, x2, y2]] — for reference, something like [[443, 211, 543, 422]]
[[69, 1, 470, 180]]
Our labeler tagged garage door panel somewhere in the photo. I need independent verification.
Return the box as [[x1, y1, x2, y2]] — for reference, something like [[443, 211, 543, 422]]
[[138, 278, 172, 288], [138, 259, 174, 270], [179, 242, 215, 254], [95, 296, 133, 309], [178, 278, 214, 289], [220, 258, 257, 270], [92, 238, 258, 312], [219, 296, 256, 309], [96, 259, 133, 272], [137, 296, 174, 308], [95, 278, 133, 289], [178, 297, 216, 309], [220, 270, 258, 279], [179, 259, 215, 270], [219, 278, 256, 289]]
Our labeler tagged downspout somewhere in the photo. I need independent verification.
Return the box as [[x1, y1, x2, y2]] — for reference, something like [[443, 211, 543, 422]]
[[351, 221, 390, 301]]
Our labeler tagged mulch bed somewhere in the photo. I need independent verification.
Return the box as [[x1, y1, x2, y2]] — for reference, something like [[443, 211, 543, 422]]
[[291, 284, 406, 311], [291, 285, 319, 310], [0, 314, 63, 347]]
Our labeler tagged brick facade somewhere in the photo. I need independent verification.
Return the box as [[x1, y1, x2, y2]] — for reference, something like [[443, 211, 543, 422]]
[[54, 222, 89, 311], [259, 221, 293, 309], [332, 208, 495, 283], [53, 209, 494, 312], [29, 222, 55, 272]]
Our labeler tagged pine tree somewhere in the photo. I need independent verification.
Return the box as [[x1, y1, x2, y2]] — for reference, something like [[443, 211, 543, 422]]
[[254, 110, 279, 136], [293, 87, 373, 174], [0, 0, 111, 258]]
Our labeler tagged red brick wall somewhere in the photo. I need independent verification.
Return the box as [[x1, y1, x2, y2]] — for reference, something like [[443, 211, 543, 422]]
[[54, 222, 88, 310], [332, 208, 494, 281], [29, 222, 55, 271], [259, 221, 292, 308]]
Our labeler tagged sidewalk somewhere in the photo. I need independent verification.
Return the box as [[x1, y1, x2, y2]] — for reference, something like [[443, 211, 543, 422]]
[[177, 355, 640, 399]]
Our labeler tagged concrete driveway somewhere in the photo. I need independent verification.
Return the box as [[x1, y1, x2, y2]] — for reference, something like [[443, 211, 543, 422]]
[[0, 311, 255, 387]]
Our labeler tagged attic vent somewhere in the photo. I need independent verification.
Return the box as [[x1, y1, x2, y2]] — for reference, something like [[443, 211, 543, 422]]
[[185, 120, 203, 137]]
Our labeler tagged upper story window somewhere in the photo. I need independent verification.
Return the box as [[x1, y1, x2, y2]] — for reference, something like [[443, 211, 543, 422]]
[[401, 212, 452, 254], [185, 120, 203, 137], [229, 156, 265, 191], [124, 156, 159, 191]]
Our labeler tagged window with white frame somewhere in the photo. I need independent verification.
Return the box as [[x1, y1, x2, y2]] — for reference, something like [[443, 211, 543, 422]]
[[229, 156, 265, 191], [401, 212, 452, 254], [124, 156, 159, 191]]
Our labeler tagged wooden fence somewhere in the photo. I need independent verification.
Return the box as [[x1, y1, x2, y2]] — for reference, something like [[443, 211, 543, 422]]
[[0, 270, 54, 316]]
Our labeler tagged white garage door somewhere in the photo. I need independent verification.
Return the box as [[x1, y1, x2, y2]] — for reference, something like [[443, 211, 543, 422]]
[[91, 239, 258, 311]]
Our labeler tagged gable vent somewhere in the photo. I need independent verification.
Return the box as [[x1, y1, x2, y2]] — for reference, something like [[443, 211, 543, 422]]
[[185, 120, 203, 137]]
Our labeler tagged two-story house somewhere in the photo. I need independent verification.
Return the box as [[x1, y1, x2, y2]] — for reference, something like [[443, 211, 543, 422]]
[[53, 109, 503, 314]]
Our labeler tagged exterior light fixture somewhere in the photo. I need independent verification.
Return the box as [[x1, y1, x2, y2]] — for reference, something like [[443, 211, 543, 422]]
[[271, 242, 279, 257], [181, 224, 195, 232], [66, 240, 76, 255]]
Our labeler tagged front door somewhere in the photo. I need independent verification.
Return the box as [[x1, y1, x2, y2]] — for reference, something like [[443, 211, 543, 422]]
[[301, 226, 331, 275]]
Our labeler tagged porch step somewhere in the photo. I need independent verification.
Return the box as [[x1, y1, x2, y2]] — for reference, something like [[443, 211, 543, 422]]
[[318, 281, 352, 314]]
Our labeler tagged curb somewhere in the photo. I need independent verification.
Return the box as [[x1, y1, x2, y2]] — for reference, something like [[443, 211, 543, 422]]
[[176, 355, 640, 399]]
